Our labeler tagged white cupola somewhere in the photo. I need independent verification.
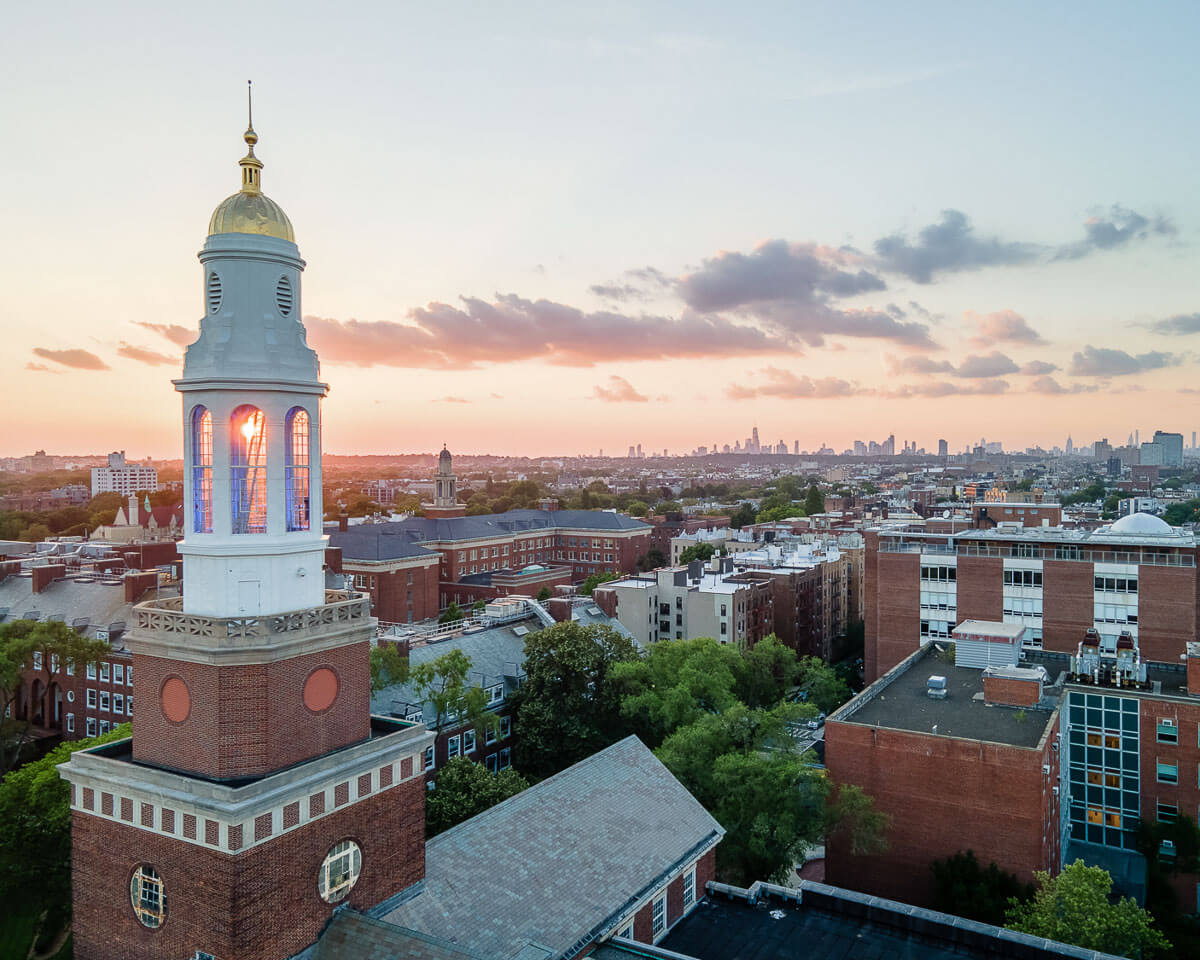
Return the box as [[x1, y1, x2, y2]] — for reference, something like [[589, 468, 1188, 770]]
[[175, 99, 328, 618]]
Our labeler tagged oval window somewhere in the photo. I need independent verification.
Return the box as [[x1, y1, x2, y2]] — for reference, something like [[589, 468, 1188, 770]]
[[276, 275, 293, 316], [206, 272, 222, 314], [130, 864, 166, 928], [318, 840, 362, 904]]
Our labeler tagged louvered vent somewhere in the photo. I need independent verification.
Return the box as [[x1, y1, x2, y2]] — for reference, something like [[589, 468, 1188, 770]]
[[275, 275, 293, 316], [206, 273, 222, 314]]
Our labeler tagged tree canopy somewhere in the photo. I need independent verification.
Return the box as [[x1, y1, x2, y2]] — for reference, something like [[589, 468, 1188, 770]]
[[678, 542, 716, 565], [369, 643, 409, 693], [425, 756, 529, 837], [1006, 860, 1171, 958], [580, 571, 618, 596], [804, 485, 825, 516], [409, 648, 497, 740], [510, 621, 640, 779], [931, 850, 1033, 926]]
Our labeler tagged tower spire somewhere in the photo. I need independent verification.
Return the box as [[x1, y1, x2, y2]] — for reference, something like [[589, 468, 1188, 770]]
[[239, 80, 263, 195]]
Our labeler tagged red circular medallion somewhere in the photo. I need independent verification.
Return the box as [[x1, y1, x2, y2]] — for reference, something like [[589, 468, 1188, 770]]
[[161, 676, 191, 724], [303, 667, 339, 713]]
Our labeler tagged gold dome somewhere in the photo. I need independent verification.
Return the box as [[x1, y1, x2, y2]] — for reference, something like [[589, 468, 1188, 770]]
[[207, 99, 295, 242], [208, 190, 295, 241]]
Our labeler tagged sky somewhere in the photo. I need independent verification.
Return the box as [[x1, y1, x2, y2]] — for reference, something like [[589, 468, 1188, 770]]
[[2, 1, 1198, 459]]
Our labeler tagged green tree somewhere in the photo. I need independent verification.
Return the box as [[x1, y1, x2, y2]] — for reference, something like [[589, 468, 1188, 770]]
[[756, 504, 801, 524], [678, 542, 716, 565], [614, 638, 744, 747], [804, 484, 825, 516], [626, 500, 649, 518], [536, 587, 552, 602], [794, 654, 852, 714], [636, 548, 667, 572], [0, 723, 131, 954], [409, 649, 496, 741], [1, 621, 111, 773], [931, 850, 1034, 926], [729, 502, 757, 529], [425, 756, 529, 837], [439, 601, 465, 625], [1163, 500, 1200, 526], [18, 522, 51, 542], [580, 571, 618, 596], [510, 621, 640, 779], [735, 635, 803, 709], [370, 643, 409, 693], [1006, 860, 1171, 959]]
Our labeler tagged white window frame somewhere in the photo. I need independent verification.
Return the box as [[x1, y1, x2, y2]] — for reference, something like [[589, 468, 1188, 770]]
[[86, 662, 96, 680], [126, 695, 134, 716], [485, 724, 497, 746], [114, 693, 124, 715], [66, 659, 75, 677], [651, 894, 666, 937], [499, 747, 511, 770], [66, 713, 74, 734], [86, 688, 97, 709], [683, 865, 696, 907], [99, 720, 110, 734], [32, 652, 42, 671], [113, 663, 124, 684], [448, 735, 460, 759], [500, 715, 511, 739], [463, 729, 476, 753], [99, 691, 110, 713], [86, 718, 97, 737], [126, 665, 133, 686], [424, 745, 435, 771], [100, 662, 110, 682]]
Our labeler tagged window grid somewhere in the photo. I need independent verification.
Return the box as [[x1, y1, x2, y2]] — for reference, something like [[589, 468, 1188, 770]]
[[285, 407, 311, 532], [317, 840, 362, 904], [231, 405, 267, 534], [191, 406, 213, 533], [130, 865, 166, 928]]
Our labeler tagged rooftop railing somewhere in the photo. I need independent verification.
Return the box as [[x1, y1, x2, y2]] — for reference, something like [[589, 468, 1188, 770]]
[[134, 590, 370, 640]]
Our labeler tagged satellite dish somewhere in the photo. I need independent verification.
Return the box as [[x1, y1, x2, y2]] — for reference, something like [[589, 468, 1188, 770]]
[[942, 510, 951, 519]]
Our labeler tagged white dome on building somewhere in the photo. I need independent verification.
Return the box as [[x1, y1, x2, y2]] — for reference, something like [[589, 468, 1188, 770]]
[[1108, 512, 1174, 536]]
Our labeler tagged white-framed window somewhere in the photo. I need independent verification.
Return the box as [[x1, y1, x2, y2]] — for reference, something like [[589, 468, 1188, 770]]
[[500, 715, 511, 739], [683, 865, 696, 907], [617, 921, 633, 938], [114, 693, 124, 714], [463, 730, 476, 753], [485, 725, 497, 746], [317, 840, 362, 904], [486, 753, 498, 772], [130, 864, 166, 928], [113, 664, 124, 684], [652, 895, 666, 937], [86, 662, 96, 680], [66, 713, 74, 734], [126, 665, 133, 686], [86, 689, 97, 709], [448, 735, 460, 758], [127, 695, 134, 716], [32, 652, 42, 671], [486, 684, 504, 705], [86, 717, 96, 737], [51, 654, 60, 673], [66, 659, 75, 677], [100, 720, 110, 734], [499, 747, 511, 770], [424, 745, 435, 771], [100, 692, 110, 712], [100, 662, 110, 683]]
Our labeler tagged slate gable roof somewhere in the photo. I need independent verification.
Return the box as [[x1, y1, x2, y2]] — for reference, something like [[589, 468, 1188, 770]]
[[374, 736, 724, 960], [327, 510, 649, 561]]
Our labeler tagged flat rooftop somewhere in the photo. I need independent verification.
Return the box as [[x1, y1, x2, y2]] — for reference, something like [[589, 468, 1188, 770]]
[[615, 882, 1127, 960], [834, 647, 1059, 749]]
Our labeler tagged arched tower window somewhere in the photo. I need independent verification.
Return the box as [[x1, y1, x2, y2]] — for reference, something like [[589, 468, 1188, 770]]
[[191, 406, 213, 533], [286, 407, 311, 531], [231, 405, 267, 534]]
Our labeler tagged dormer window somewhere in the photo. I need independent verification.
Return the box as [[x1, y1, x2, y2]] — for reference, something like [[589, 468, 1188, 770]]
[[231, 405, 267, 534], [286, 407, 311, 531]]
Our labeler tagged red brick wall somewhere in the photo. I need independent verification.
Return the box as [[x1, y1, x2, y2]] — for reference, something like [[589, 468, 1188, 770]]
[[1041, 560, 1095, 654], [864, 532, 880, 681], [825, 715, 1059, 906], [32, 564, 66, 594], [368, 560, 440, 625], [1138, 565, 1197, 664], [983, 676, 1041, 707], [955, 555, 1003, 623], [872, 551, 919, 680], [132, 643, 371, 780], [71, 775, 425, 960]]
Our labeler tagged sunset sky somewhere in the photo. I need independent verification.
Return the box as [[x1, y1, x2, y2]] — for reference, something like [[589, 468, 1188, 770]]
[[3, 2, 1198, 459]]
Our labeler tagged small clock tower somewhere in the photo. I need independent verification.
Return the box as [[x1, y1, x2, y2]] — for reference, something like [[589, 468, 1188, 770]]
[[59, 99, 432, 960]]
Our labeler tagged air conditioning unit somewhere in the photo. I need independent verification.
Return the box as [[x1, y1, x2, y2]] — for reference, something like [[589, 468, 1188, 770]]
[[1161, 718, 1175, 727], [1043, 765, 1051, 775], [1052, 786, 1059, 796]]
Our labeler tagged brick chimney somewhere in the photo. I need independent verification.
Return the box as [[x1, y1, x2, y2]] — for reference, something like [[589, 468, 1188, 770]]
[[1188, 643, 1200, 696], [538, 497, 559, 512], [338, 514, 350, 532], [324, 546, 343, 574], [32, 563, 66, 594], [0, 559, 21, 582], [124, 570, 158, 603]]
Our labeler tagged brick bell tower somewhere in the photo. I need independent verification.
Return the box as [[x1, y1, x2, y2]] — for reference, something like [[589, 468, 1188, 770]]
[[59, 96, 432, 960]]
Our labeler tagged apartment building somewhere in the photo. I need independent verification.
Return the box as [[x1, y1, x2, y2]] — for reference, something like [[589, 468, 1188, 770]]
[[89, 451, 158, 497]]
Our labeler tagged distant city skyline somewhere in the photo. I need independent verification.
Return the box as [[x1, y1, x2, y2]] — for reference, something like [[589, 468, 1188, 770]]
[[3, 3, 1199, 458]]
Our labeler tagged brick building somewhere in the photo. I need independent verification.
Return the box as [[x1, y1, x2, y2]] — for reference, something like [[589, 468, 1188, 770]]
[[864, 511, 1198, 683], [329, 500, 652, 624], [828, 624, 1200, 912]]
